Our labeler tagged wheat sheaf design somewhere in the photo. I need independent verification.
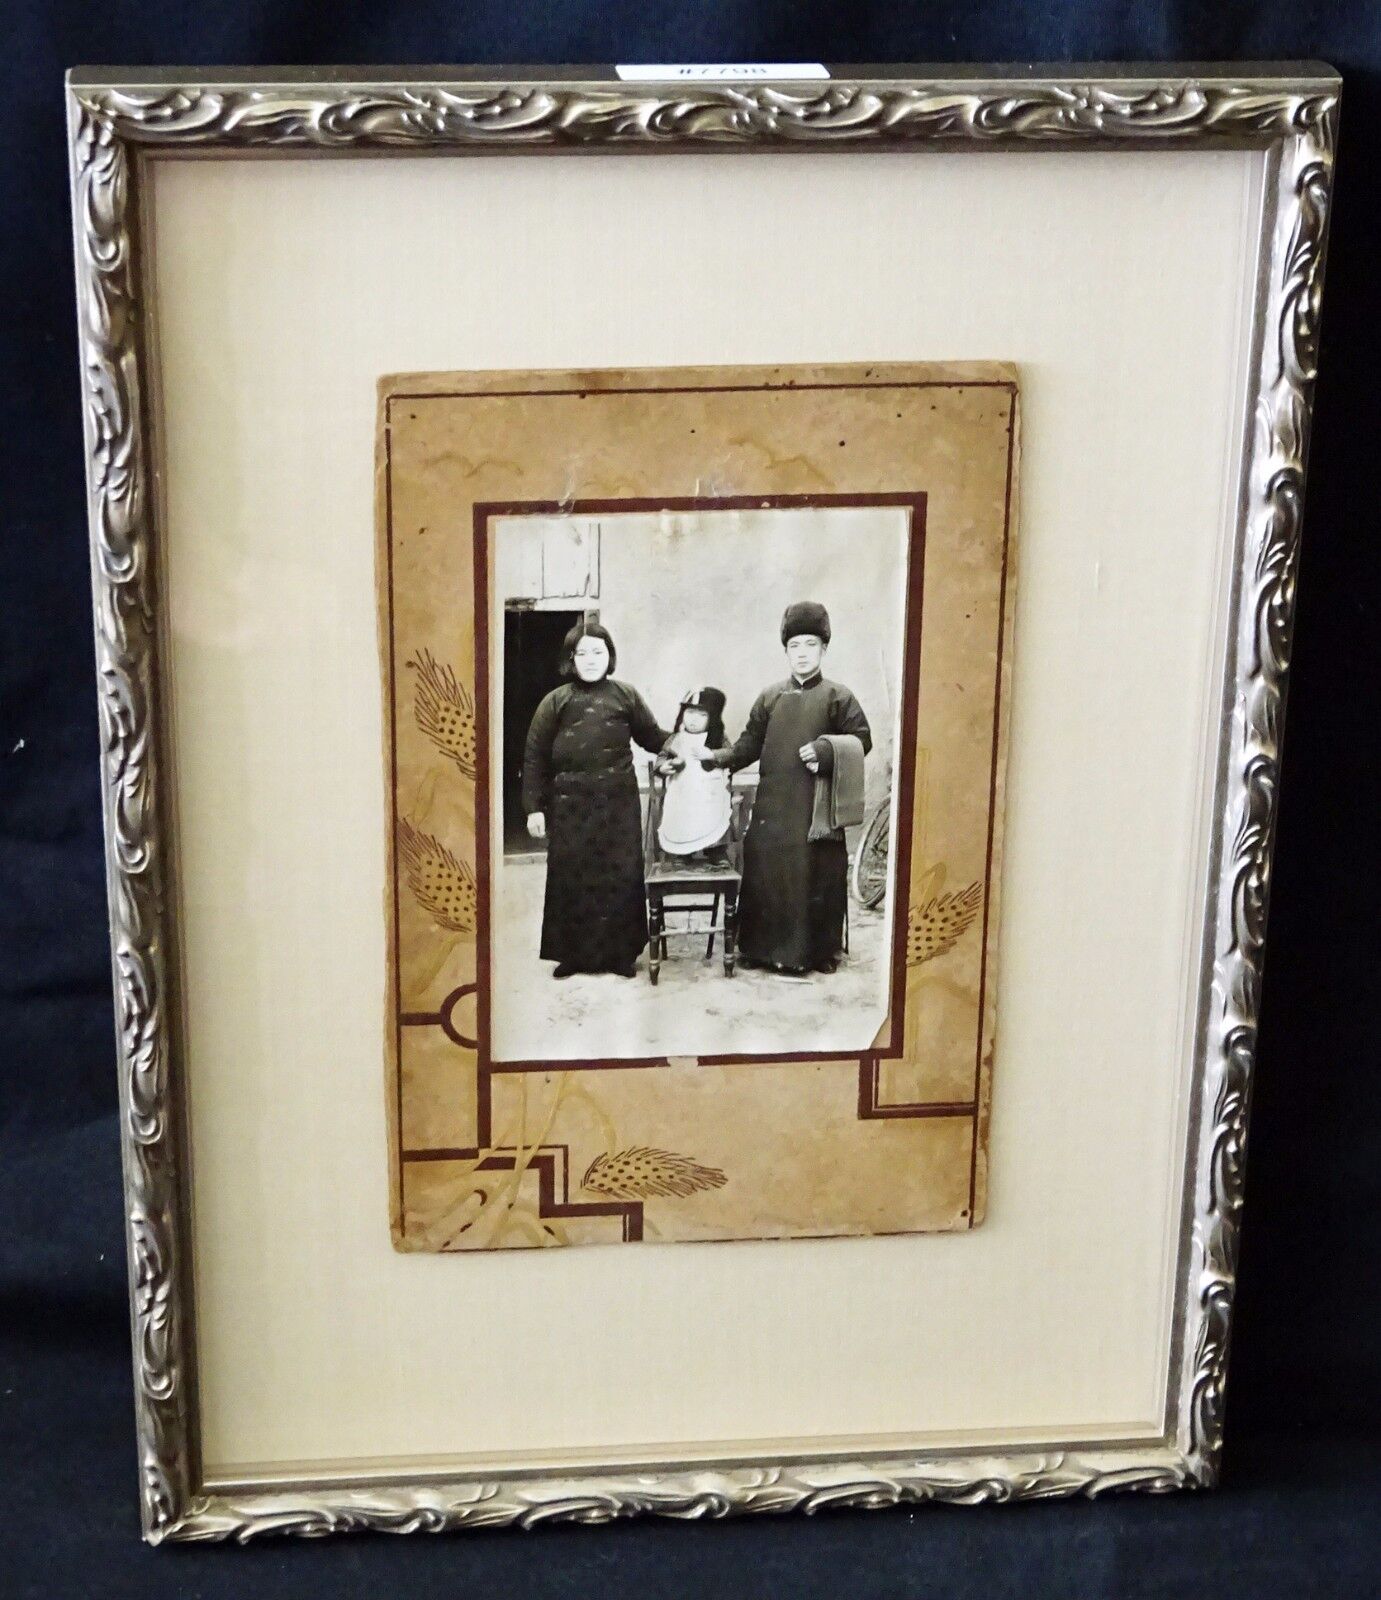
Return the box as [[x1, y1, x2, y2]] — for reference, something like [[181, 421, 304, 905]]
[[397, 817, 477, 934], [906, 881, 984, 966], [583, 1147, 728, 1200], [408, 648, 477, 778]]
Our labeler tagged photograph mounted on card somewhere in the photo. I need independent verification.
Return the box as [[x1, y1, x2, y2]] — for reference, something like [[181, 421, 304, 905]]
[[377, 361, 1019, 1252]]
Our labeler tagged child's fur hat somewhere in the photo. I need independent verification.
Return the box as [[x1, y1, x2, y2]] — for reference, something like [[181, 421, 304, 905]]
[[674, 686, 728, 749], [678, 685, 727, 717]]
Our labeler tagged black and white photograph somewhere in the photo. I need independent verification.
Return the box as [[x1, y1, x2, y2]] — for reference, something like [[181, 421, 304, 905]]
[[487, 502, 915, 1063]]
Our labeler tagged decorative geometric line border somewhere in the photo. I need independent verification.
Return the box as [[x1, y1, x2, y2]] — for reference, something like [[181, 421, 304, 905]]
[[401, 1143, 644, 1244], [401, 993, 978, 1139], [67, 66, 1338, 1541], [856, 1058, 976, 1121], [458, 486, 932, 1079], [397, 998, 974, 1245]]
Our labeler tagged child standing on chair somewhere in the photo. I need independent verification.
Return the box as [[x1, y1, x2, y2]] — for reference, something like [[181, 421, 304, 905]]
[[700, 604, 870, 974], [656, 687, 732, 865]]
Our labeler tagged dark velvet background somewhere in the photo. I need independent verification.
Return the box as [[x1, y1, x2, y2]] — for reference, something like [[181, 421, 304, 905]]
[[2, 6, 1377, 1596]]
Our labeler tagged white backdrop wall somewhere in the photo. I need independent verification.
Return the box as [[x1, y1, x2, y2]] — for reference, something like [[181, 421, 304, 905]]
[[494, 505, 909, 816]]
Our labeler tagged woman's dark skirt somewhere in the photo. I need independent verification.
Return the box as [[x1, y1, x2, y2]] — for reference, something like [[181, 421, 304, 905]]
[[539, 772, 648, 971]]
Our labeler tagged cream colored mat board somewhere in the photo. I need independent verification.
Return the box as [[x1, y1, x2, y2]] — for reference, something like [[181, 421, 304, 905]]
[[149, 147, 1261, 1472]]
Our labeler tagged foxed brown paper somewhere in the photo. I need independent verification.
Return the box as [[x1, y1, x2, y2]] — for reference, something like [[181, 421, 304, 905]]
[[377, 362, 1019, 1252]]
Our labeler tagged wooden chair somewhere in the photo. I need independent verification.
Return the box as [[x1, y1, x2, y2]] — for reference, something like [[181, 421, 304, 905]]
[[642, 776, 755, 985]]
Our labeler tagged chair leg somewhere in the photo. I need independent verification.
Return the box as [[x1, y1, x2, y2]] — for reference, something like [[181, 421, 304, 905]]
[[705, 893, 719, 962], [724, 889, 738, 976], [648, 895, 662, 985]]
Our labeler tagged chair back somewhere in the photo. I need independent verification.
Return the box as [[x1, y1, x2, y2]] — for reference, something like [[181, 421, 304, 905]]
[[726, 783, 753, 871], [642, 772, 666, 861]]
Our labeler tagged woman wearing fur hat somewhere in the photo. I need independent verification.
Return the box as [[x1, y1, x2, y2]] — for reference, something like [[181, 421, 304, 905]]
[[701, 602, 871, 974]]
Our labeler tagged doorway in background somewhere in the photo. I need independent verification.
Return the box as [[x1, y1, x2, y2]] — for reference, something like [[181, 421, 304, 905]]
[[502, 606, 586, 854]]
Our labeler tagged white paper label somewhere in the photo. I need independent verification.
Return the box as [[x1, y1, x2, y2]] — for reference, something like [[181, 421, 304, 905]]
[[615, 63, 830, 82]]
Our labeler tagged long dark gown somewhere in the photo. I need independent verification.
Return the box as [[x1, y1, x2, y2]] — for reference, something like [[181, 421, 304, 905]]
[[718, 672, 871, 970], [521, 677, 672, 971]]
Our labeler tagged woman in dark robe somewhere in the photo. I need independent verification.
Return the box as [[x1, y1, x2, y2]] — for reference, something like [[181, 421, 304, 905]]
[[522, 622, 677, 978]]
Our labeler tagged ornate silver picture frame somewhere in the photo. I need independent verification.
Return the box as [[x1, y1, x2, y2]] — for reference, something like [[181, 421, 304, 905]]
[[67, 63, 1338, 1542]]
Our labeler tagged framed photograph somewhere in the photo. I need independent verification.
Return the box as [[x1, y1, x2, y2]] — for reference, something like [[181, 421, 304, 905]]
[[68, 62, 1338, 1539], [381, 363, 1015, 1251]]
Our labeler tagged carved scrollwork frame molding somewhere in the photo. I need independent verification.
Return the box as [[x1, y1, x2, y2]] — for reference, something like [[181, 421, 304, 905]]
[[66, 65, 1338, 1541]]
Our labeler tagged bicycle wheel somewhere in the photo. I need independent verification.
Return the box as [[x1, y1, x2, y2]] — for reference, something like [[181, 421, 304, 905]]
[[851, 799, 891, 909]]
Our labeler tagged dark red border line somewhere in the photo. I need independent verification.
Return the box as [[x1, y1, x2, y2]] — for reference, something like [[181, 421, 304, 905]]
[[473, 490, 926, 1075], [473, 498, 494, 1148]]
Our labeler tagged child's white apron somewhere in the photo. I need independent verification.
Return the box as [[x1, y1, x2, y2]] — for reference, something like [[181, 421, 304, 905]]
[[657, 731, 732, 854]]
